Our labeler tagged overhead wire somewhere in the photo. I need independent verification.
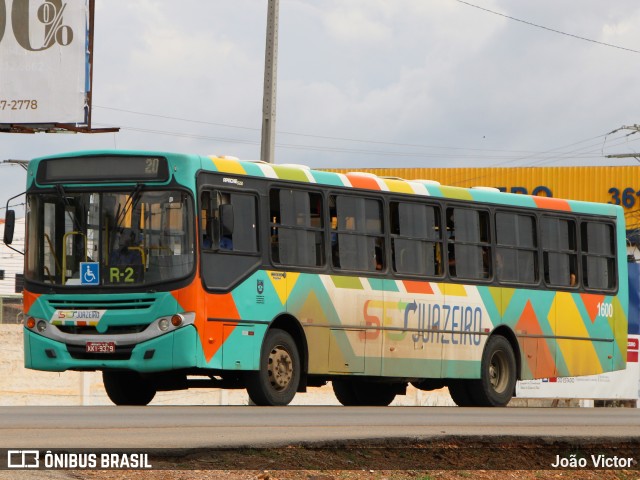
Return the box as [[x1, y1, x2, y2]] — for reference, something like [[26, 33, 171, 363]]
[[94, 108, 630, 166], [430, 132, 639, 187], [93, 103, 622, 166], [0, 204, 25, 211], [94, 105, 542, 156], [95, 122, 608, 164], [97, 106, 628, 164], [93, 107, 638, 169], [525, 135, 640, 167], [90, 4, 640, 167], [454, 0, 640, 55]]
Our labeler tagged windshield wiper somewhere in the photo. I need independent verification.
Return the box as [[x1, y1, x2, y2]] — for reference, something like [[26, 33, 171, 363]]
[[114, 183, 144, 229], [55, 184, 83, 233]]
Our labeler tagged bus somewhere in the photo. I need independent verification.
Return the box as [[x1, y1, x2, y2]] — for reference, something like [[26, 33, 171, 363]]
[[4, 150, 628, 406]]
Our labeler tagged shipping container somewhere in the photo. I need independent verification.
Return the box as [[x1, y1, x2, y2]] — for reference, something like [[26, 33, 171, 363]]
[[328, 166, 640, 232]]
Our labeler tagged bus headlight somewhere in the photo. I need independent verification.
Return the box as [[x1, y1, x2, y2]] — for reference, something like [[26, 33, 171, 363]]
[[153, 312, 193, 334], [158, 318, 170, 332], [26, 317, 36, 329], [36, 320, 47, 333]]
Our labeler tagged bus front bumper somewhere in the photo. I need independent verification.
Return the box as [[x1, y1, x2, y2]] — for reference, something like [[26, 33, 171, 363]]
[[24, 324, 198, 373]]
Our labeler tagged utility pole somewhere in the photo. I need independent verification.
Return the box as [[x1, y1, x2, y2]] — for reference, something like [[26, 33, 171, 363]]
[[260, 0, 279, 164]]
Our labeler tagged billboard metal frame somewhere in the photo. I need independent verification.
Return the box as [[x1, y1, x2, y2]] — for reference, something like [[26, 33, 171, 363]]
[[0, 0, 118, 135]]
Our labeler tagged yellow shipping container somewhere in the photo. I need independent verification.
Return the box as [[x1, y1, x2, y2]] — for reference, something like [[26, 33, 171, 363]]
[[328, 166, 640, 231]]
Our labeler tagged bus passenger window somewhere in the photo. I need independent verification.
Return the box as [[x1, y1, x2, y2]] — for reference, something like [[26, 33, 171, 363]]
[[202, 191, 257, 254], [542, 216, 577, 288], [447, 207, 490, 280], [581, 222, 615, 290], [331, 194, 384, 272], [270, 188, 324, 267], [390, 201, 442, 277], [495, 212, 537, 284]]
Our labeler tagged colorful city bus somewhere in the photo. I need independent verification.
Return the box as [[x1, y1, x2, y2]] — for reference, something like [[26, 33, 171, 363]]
[[3, 150, 628, 406]]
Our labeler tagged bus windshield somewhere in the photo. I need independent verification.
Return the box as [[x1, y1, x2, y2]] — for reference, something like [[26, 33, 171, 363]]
[[25, 188, 194, 287]]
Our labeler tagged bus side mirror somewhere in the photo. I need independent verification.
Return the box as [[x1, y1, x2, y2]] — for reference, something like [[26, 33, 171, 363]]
[[3, 210, 15, 245], [220, 204, 234, 236]]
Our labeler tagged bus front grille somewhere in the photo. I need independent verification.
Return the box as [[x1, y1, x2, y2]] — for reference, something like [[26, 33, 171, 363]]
[[57, 325, 148, 335], [48, 298, 155, 311]]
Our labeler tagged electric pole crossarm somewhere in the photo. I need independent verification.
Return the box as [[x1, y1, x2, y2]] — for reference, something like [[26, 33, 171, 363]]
[[605, 154, 640, 160], [605, 125, 640, 161]]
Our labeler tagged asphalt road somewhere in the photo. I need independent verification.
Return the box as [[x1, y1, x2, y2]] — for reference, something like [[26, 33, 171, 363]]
[[0, 406, 638, 448]]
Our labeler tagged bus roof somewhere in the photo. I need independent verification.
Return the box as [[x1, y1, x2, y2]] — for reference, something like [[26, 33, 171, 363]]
[[29, 150, 622, 218], [204, 154, 621, 218]]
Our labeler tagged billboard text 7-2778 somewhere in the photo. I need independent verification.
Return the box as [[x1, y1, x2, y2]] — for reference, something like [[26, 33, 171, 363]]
[[0, 0, 89, 125]]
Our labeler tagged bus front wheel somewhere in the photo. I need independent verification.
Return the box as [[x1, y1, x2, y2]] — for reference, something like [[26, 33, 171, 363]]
[[246, 329, 301, 406], [102, 371, 157, 406]]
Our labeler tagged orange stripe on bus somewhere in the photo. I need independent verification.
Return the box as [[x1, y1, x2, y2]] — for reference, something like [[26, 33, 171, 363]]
[[402, 280, 434, 295], [201, 293, 241, 362], [580, 293, 606, 323], [23, 291, 40, 315], [206, 292, 241, 319], [345, 173, 381, 191], [516, 300, 556, 378], [532, 196, 571, 211]]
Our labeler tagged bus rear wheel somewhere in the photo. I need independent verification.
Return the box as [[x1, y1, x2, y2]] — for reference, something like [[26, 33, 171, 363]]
[[102, 371, 157, 406], [472, 335, 516, 407], [332, 380, 397, 406], [246, 329, 301, 406]]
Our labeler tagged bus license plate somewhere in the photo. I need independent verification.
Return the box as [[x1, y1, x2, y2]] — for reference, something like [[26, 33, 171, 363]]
[[86, 342, 115, 353]]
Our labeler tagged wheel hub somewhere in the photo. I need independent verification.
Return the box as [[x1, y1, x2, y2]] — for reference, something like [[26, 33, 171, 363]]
[[268, 346, 293, 391], [489, 350, 508, 393]]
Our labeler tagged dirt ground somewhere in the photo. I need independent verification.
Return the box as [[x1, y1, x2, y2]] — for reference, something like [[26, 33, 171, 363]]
[[74, 438, 638, 480]]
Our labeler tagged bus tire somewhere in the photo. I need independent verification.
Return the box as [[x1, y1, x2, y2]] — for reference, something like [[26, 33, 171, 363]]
[[354, 381, 397, 406], [102, 371, 156, 406], [472, 335, 517, 407], [332, 380, 360, 406], [333, 380, 397, 406], [448, 380, 477, 407], [246, 329, 301, 406]]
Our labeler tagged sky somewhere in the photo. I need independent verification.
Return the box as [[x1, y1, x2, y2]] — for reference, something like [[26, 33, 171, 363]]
[[2, 0, 640, 212]]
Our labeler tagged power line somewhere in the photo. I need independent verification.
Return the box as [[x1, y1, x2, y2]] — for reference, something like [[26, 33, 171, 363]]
[[455, 0, 640, 55], [94, 105, 545, 156], [94, 108, 616, 164], [96, 122, 608, 163], [443, 132, 635, 187], [0, 203, 26, 211], [526, 135, 640, 167], [94, 110, 636, 166], [94, 105, 261, 132]]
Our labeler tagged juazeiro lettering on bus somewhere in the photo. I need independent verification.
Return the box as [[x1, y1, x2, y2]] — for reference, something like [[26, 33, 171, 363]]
[[404, 301, 483, 346], [362, 300, 482, 345]]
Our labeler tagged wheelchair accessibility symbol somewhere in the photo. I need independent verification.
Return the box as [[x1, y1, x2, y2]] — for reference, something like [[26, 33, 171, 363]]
[[80, 262, 100, 285]]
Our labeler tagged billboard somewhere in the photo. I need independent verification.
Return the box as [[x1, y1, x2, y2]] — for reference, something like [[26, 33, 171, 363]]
[[0, 0, 89, 126]]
